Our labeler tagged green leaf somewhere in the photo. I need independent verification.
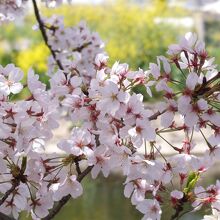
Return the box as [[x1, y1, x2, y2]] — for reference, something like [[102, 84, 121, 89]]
[[184, 172, 200, 194]]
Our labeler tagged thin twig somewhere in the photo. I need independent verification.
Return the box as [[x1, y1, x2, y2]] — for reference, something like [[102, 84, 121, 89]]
[[157, 133, 182, 153], [72, 42, 92, 52], [0, 179, 19, 206], [53, 42, 92, 54], [32, 0, 64, 70], [149, 110, 166, 121]]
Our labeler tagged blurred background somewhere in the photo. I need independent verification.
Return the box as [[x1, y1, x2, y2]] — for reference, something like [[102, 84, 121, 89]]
[[1, 0, 220, 100], [1, 0, 220, 219]]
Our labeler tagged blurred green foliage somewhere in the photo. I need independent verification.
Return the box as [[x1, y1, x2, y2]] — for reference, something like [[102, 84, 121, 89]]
[[0, 1, 187, 70], [205, 20, 220, 67], [0, 0, 189, 99], [43, 0, 187, 69]]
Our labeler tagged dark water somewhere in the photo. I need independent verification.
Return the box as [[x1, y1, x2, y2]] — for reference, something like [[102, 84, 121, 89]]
[[52, 174, 209, 220], [20, 174, 214, 220], [53, 175, 142, 220]]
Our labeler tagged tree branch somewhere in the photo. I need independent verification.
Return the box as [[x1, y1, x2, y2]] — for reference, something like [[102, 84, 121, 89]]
[[43, 194, 71, 220], [72, 42, 92, 52], [0, 180, 19, 207], [170, 195, 187, 220], [74, 158, 81, 175], [32, 0, 64, 70], [31, 2, 97, 220], [43, 166, 93, 220], [77, 166, 93, 182], [149, 110, 166, 121], [0, 212, 15, 220]]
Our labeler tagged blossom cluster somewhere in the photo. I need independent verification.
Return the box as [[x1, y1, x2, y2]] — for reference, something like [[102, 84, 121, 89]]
[[0, 0, 26, 21], [44, 16, 105, 84], [0, 0, 64, 22], [0, 2, 220, 220]]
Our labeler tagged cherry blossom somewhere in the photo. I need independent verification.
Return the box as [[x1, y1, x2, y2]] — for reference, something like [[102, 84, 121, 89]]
[[136, 199, 162, 220], [0, 65, 23, 95], [0, 2, 220, 219], [51, 175, 83, 201]]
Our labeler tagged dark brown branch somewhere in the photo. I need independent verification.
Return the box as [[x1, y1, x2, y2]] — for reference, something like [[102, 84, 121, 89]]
[[149, 110, 166, 121], [0, 180, 19, 207], [170, 206, 184, 220], [72, 42, 92, 52], [192, 72, 220, 98], [53, 42, 92, 54], [0, 212, 15, 220], [170, 195, 188, 220], [204, 71, 220, 86], [43, 166, 93, 220], [77, 166, 93, 182], [43, 195, 71, 220], [32, 0, 64, 71], [74, 158, 81, 175]]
